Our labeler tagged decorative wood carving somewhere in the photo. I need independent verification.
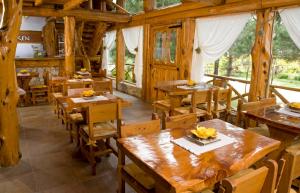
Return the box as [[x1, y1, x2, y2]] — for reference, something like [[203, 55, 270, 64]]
[[249, 9, 275, 102], [75, 21, 91, 71], [0, 0, 22, 167], [42, 21, 57, 56], [64, 16, 76, 77], [88, 22, 107, 56]]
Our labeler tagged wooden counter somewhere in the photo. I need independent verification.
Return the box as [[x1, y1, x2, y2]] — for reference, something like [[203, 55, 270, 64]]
[[15, 57, 65, 68]]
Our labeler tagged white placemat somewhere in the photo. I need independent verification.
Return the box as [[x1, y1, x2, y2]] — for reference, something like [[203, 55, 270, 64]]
[[68, 78, 93, 83], [171, 133, 236, 156], [177, 85, 207, 90], [277, 108, 300, 118], [71, 96, 108, 103]]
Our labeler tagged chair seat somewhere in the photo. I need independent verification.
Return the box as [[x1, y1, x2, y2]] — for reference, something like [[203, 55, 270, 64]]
[[82, 122, 117, 139], [174, 106, 208, 117], [248, 124, 270, 137], [69, 113, 84, 122], [52, 92, 63, 99], [123, 163, 155, 190], [153, 99, 171, 109]]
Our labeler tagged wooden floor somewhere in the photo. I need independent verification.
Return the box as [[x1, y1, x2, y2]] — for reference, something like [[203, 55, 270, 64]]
[[0, 91, 153, 193]]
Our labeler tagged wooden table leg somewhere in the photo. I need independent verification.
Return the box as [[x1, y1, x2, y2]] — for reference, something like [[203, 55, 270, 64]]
[[268, 127, 300, 161]]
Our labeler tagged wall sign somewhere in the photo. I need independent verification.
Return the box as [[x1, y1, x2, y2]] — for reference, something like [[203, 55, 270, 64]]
[[17, 31, 42, 43]]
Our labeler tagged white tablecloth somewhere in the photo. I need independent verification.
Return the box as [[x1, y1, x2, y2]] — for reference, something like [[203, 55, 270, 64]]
[[172, 133, 236, 156], [277, 108, 300, 118], [71, 96, 108, 104]]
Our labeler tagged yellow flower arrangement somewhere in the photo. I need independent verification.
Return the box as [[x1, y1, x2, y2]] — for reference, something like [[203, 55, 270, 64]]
[[82, 90, 95, 97], [191, 126, 217, 139], [80, 68, 87, 72], [20, 69, 29, 74], [74, 74, 83, 79], [187, 80, 196, 86], [289, 102, 300, 110]]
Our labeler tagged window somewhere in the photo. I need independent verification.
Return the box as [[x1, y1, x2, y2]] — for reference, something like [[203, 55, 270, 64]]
[[155, 0, 181, 9], [124, 47, 136, 83], [153, 29, 178, 64], [108, 42, 117, 78], [125, 0, 144, 14], [271, 14, 300, 89], [205, 16, 256, 80]]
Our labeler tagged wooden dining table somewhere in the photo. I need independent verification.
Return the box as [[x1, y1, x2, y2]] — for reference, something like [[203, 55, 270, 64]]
[[118, 119, 280, 193], [244, 105, 300, 160]]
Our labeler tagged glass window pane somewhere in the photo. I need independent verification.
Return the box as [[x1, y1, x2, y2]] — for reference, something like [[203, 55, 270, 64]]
[[156, 0, 181, 9], [125, 0, 144, 14], [125, 47, 136, 83], [170, 29, 177, 63], [154, 32, 163, 60], [108, 42, 116, 77]]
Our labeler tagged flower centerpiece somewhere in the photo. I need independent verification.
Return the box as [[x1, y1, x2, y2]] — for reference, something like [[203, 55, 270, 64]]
[[82, 90, 96, 98], [191, 126, 217, 139]]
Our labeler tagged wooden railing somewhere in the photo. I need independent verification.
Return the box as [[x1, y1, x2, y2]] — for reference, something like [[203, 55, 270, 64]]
[[205, 74, 300, 104], [269, 85, 300, 104], [205, 74, 250, 103]]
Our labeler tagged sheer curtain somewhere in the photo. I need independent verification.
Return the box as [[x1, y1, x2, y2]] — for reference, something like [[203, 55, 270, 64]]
[[280, 7, 300, 49], [122, 26, 143, 88], [191, 13, 251, 82], [102, 30, 116, 70]]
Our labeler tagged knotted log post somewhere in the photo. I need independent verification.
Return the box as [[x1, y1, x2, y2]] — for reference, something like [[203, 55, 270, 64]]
[[0, 0, 23, 167], [249, 9, 275, 102], [64, 16, 76, 77]]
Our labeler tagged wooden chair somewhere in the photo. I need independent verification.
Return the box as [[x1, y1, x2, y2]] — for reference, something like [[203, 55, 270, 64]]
[[92, 79, 113, 94], [118, 119, 161, 193], [30, 71, 49, 105], [212, 87, 232, 120], [277, 143, 300, 193], [217, 160, 278, 193], [164, 113, 197, 130], [236, 98, 276, 136], [79, 100, 122, 175], [172, 89, 213, 120], [152, 80, 188, 113]]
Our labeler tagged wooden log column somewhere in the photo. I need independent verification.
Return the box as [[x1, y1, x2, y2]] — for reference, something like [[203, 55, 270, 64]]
[[64, 16, 76, 77], [116, 29, 125, 90], [143, 24, 151, 101], [42, 21, 57, 57], [180, 18, 195, 80], [0, 0, 23, 167], [249, 9, 275, 102]]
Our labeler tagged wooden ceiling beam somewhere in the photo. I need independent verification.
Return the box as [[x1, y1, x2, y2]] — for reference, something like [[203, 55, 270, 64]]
[[183, 0, 225, 5], [35, 0, 43, 6], [64, 0, 88, 11], [22, 7, 131, 23]]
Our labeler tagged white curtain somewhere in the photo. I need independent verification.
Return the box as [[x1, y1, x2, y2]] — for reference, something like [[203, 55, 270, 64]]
[[102, 30, 116, 70], [191, 13, 251, 82], [122, 26, 143, 88], [280, 7, 300, 49]]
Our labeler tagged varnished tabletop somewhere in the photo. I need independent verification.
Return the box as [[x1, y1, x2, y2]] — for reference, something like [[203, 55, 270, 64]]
[[155, 83, 212, 95], [118, 119, 280, 193], [244, 106, 300, 134]]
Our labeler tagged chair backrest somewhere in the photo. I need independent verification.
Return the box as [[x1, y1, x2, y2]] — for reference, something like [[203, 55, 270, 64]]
[[99, 69, 107, 77], [120, 119, 161, 138], [87, 100, 122, 139], [67, 88, 91, 97], [213, 87, 232, 112], [277, 143, 300, 193], [93, 80, 113, 94], [219, 160, 278, 193], [63, 82, 85, 95], [191, 89, 213, 114], [213, 78, 227, 88], [236, 98, 276, 127], [164, 113, 197, 130]]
